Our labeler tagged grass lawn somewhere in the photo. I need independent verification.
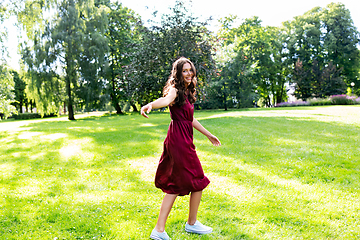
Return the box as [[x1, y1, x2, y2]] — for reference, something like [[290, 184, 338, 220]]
[[1, 106, 359, 239]]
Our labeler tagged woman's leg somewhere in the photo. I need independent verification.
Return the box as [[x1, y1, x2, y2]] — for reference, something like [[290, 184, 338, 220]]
[[155, 193, 178, 232], [187, 190, 202, 225]]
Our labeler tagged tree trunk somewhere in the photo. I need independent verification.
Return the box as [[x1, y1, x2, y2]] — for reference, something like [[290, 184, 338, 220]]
[[66, 77, 75, 120], [110, 57, 123, 114], [223, 83, 227, 111], [131, 103, 138, 112], [223, 91, 227, 111], [30, 100, 34, 113], [114, 101, 123, 114], [110, 92, 123, 114]]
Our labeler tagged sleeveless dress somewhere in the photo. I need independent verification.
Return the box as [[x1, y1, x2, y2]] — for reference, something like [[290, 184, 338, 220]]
[[155, 98, 210, 196]]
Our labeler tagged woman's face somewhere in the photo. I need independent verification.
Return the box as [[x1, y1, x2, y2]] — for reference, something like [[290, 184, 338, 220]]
[[182, 62, 194, 86]]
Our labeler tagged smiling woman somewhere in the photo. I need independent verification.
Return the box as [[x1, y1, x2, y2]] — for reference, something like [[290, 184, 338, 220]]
[[141, 57, 221, 239]]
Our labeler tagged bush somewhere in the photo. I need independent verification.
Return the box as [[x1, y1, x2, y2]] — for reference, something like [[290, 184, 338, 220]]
[[12, 112, 57, 120], [275, 101, 310, 107], [308, 98, 332, 106], [276, 95, 359, 108], [354, 97, 360, 105], [12, 113, 41, 119], [330, 95, 355, 105]]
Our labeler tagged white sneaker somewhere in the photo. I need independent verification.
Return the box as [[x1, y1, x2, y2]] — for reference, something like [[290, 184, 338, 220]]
[[185, 220, 212, 234], [150, 228, 170, 240]]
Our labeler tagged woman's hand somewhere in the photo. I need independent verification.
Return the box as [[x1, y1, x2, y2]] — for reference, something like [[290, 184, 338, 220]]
[[207, 134, 221, 146], [141, 103, 152, 118]]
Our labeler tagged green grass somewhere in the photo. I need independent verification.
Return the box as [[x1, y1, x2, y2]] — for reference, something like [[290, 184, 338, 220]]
[[1, 106, 359, 239]]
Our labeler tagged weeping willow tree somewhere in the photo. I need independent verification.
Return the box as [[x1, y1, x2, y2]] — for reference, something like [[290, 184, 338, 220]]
[[20, 0, 108, 120]]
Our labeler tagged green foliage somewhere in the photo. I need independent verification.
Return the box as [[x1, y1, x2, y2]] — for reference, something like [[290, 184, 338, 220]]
[[210, 41, 255, 110], [0, 4, 7, 59], [11, 112, 41, 119], [284, 3, 360, 98], [330, 94, 356, 105], [322, 3, 360, 86], [276, 95, 358, 107], [126, 0, 216, 106], [22, 38, 63, 117], [0, 64, 17, 119], [308, 98, 332, 106], [105, 2, 139, 114], [216, 17, 288, 108], [14, 0, 360, 113], [293, 59, 347, 100], [11, 112, 57, 119], [76, 1, 109, 111], [1, 106, 360, 239], [21, 0, 110, 120], [10, 70, 27, 113]]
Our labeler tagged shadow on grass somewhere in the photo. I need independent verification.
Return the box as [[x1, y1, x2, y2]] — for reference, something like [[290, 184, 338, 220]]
[[197, 116, 360, 188], [194, 116, 360, 239], [1, 113, 359, 239]]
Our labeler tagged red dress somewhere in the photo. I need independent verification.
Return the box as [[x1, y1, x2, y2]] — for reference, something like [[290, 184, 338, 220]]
[[155, 98, 210, 196]]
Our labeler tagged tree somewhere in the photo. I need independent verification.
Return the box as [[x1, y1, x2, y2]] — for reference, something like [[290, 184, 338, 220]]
[[283, 7, 323, 69], [292, 59, 312, 100], [76, 1, 109, 112], [11, 70, 27, 113], [322, 3, 360, 91], [126, 0, 216, 107], [21, 0, 109, 120], [0, 64, 17, 119], [293, 59, 347, 100], [0, 3, 8, 60], [320, 62, 346, 97], [284, 3, 360, 98], [216, 16, 288, 108], [211, 36, 255, 110], [105, 2, 139, 113]]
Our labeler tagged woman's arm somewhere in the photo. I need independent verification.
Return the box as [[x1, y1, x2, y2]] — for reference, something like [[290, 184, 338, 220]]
[[141, 87, 177, 118], [192, 118, 221, 146]]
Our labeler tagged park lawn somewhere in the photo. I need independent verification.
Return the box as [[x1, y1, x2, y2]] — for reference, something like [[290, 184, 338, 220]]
[[0, 106, 359, 240]]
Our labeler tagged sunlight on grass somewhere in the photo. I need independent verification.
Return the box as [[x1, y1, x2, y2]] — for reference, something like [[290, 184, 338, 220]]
[[17, 131, 42, 139], [1, 106, 359, 239], [0, 162, 15, 179], [140, 123, 157, 127], [59, 138, 94, 160], [128, 157, 158, 182], [28, 151, 45, 160], [40, 133, 67, 140], [59, 144, 83, 159], [199, 106, 360, 126], [16, 179, 44, 197], [207, 172, 259, 203], [74, 193, 110, 204]]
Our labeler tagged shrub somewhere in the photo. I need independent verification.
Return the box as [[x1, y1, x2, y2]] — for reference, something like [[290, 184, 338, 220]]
[[275, 101, 310, 107], [330, 95, 355, 105], [12, 113, 41, 120], [275, 95, 359, 108], [308, 98, 332, 106], [355, 97, 360, 105], [12, 112, 57, 120]]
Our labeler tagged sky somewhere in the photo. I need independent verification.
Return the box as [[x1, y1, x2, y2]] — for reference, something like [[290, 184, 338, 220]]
[[4, 0, 360, 70], [117, 0, 360, 29]]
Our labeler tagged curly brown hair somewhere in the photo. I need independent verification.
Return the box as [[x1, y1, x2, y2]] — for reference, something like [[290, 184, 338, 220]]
[[163, 57, 197, 106]]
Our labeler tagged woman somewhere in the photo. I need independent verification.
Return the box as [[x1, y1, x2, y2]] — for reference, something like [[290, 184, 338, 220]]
[[141, 57, 221, 240]]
